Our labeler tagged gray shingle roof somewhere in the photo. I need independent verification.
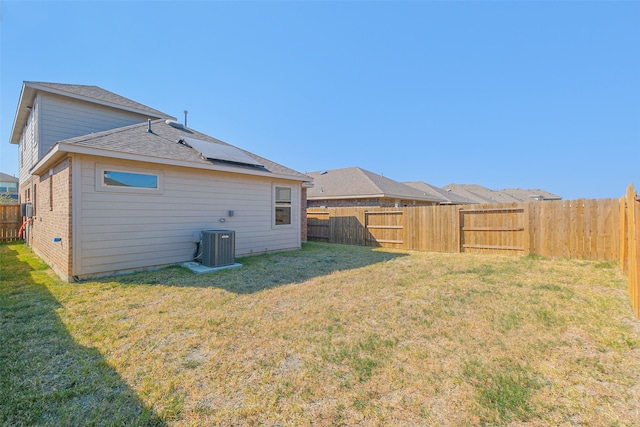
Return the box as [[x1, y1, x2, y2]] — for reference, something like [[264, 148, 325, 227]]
[[54, 119, 309, 180], [0, 172, 19, 183], [307, 167, 444, 202], [403, 181, 474, 204], [442, 183, 561, 203], [497, 188, 562, 201], [26, 82, 173, 118], [441, 184, 519, 204]]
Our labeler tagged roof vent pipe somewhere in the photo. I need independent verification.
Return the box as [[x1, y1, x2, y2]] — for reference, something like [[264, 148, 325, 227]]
[[147, 119, 152, 133]]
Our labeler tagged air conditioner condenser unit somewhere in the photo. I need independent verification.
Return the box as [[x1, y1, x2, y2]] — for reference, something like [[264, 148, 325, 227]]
[[201, 230, 235, 267]]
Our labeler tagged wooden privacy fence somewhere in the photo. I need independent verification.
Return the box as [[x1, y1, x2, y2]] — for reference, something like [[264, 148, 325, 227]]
[[0, 204, 21, 242], [308, 204, 460, 252], [621, 184, 640, 319], [308, 198, 622, 260]]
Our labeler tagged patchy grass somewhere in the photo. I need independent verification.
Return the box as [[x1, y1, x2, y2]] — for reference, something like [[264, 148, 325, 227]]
[[0, 244, 163, 426], [2, 242, 640, 426]]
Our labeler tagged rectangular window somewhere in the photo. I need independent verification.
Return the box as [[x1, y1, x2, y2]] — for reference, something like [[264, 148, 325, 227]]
[[275, 186, 292, 226], [96, 165, 163, 194], [103, 170, 158, 189]]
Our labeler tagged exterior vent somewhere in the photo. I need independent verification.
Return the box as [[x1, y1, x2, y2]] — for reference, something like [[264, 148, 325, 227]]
[[201, 230, 235, 267], [165, 120, 184, 129]]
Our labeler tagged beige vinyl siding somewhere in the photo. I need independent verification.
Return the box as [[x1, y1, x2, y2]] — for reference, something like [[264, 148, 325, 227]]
[[38, 93, 152, 159], [18, 99, 39, 184], [76, 156, 301, 277]]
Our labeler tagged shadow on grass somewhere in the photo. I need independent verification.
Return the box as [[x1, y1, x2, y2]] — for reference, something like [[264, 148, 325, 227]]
[[109, 241, 409, 294], [0, 244, 165, 426]]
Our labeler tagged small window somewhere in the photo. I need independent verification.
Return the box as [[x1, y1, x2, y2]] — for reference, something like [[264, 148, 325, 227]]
[[275, 186, 292, 226], [96, 165, 163, 194], [103, 171, 158, 189]]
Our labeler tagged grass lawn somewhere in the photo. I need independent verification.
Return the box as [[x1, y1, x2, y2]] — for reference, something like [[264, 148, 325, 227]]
[[1, 242, 639, 426]]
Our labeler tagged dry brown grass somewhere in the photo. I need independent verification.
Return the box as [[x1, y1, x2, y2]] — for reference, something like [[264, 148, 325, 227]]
[[3, 242, 640, 426]]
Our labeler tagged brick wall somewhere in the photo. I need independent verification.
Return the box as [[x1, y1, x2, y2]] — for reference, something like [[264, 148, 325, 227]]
[[30, 157, 73, 280]]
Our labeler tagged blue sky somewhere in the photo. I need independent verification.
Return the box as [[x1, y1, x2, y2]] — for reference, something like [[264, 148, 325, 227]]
[[1, 1, 638, 200]]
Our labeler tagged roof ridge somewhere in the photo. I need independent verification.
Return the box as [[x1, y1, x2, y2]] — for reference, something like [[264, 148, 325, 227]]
[[59, 120, 153, 145], [355, 167, 385, 193]]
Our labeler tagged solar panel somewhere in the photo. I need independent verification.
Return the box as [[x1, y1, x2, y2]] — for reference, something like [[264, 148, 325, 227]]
[[181, 137, 264, 168]]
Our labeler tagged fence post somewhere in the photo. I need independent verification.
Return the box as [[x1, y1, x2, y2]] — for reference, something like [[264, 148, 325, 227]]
[[457, 208, 463, 253], [523, 202, 531, 256], [620, 195, 628, 273], [624, 183, 640, 319]]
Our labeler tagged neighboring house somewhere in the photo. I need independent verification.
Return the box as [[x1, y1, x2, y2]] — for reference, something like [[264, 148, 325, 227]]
[[442, 183, 561, 203], [307, 167, 444, 208], [9, 81, 312, 281], [403, 181, 474, 205], [0, 172, 19, 201]]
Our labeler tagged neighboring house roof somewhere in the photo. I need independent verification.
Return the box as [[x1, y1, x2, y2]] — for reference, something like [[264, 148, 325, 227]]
[[31, 119, 311, 183], [498, 188, 562, 201], [10, 81, 175, 146], [442, 184, 520, 204], [442, 183, 561, 203], [404, 181, 474, 204], [0, 172, 19, 183], [306, 167, 445, 203]]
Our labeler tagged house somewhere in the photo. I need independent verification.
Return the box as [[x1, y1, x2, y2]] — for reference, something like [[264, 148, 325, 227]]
[[0, 172, 19, 201], [306, 167, 444, 208], [9, 82, 312, 281], [403, 181, 474, 205], [442, 183, 561, 203]]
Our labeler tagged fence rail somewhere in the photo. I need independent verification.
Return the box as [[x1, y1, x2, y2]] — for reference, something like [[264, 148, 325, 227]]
[[0, 204, 22, 242]]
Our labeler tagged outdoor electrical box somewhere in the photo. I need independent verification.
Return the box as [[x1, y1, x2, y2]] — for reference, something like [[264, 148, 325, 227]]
[[201, 230, 235, 267], [21, 203, 33, 218]]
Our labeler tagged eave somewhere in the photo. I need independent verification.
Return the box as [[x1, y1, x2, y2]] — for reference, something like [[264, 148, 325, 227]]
[[31, 142, 313, 185]]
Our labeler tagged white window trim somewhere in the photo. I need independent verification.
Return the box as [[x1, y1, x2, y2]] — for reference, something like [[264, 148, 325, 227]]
[[95, 164, 164, 194], [273, 184, 293, 228]]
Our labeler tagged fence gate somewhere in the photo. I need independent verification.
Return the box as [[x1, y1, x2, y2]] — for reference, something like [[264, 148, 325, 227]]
[[459, 207, 525, 254], [0, 204, 22, 242], [365, 210, 404, 247]]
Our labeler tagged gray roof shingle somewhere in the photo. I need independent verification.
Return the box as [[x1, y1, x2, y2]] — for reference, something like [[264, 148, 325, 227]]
[[0, 172, 19, 182], [26, 82, 173, 118], [54, 119, 309, 180], [442, 183, 561, 203], [307, 167, 444, 202], [403, 181, 474, 204]]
